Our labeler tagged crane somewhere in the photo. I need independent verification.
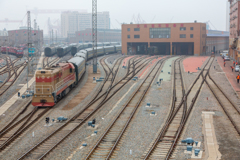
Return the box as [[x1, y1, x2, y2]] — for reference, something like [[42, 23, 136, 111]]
[[0, 18, 23, 26]]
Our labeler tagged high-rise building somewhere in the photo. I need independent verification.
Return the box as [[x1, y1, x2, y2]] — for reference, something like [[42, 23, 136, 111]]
[[61, 11, 110, 38], [226, 1, 230, 31], [228, 0, 240, 61]]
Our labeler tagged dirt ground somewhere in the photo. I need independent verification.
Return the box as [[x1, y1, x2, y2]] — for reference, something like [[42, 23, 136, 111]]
[[62, 66, 101, 110]]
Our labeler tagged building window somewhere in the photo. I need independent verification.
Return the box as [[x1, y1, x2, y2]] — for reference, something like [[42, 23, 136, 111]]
[[190, 34, 194, 38], [180, 34, 186, 38], [127, 35, 130, 38], [190, 27, 194, 30], [134, 35, 140, 38], [134, 28, 140, 31], [127, 28, 130, 31], [180, 27, 186, 31], [149, 28, 171, 38]]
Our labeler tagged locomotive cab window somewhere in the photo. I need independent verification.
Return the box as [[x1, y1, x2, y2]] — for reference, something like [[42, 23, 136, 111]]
[[70, 68, 73, 73]]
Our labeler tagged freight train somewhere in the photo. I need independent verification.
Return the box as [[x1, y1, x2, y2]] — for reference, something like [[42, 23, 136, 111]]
[[32, 45, 122, 107], [32, 56, 85, 107], [44, 46, 58, 57], [57, 45, 72, 57], [1, 46, 24, 58]]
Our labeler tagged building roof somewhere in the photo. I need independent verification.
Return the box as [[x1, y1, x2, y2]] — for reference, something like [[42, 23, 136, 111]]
[[207, 30, 229, 37]]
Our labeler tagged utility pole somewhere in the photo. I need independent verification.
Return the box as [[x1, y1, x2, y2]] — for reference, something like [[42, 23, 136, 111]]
[[38, 26, 40, 59], [27, 11, 32, 90], [52, 29, 54, 45], [55, 30, 57, 44], [92, 0, 97, 73], [33, 19, 37, 70]]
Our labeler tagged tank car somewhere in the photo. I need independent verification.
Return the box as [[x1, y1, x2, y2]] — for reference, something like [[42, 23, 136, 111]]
[[32, 57, 85, 107], [71, 43, 84, 56], [57, 45, 71, 57], [44, 47, 57, 57]]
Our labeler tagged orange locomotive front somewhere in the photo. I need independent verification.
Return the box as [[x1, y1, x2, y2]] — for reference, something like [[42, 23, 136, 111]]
[[32, 63, 76, 107]]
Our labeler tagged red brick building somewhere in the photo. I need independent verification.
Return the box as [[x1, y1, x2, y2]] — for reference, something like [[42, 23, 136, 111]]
[[122, 22, 207, 55], [0, 28, 43, 47]]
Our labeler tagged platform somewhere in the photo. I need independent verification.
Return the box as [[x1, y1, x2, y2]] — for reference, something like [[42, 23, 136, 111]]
[[158, 56, 179, 81], [202, 111, 221, 160]]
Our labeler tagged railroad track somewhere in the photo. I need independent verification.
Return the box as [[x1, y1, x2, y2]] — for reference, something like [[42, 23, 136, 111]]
[[42, 57, 61, 68], [0, 56, 27, 97], [0, 58, 20, 72], [0, 63, 25, 75], [143, 57, 214, 160], [17, 56, 158, 160], [0, 55, 127, 156], [84, 57, 166, 160], [0, 104, 49, 152], [42, 57, 49, 68], [204, 70, 240, 136]]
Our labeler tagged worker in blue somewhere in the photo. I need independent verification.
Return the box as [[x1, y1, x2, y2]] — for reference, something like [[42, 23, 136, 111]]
[[46, 117, 50, 124]]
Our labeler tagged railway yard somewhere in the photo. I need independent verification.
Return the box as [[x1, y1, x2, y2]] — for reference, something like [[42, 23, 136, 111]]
[[0, 51, 240, 160]]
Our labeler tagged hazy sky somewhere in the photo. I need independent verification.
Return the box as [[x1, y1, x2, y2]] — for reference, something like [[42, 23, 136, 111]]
[[0, 0, 228, 34]]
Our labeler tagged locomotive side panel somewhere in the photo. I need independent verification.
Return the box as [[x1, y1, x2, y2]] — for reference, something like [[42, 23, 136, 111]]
[[32, 63, 76, 107]]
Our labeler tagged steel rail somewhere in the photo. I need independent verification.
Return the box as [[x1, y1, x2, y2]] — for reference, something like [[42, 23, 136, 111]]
[[165, 57, 214, 159], [143, 57, 214, 159], [204, 73, 240, 135], [17, 56, 158, 160], [105, 58, 167, 159]]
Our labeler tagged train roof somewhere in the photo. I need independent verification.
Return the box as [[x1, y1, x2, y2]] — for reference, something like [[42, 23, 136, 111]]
[[75, 52, 86, 57], [104, 46, 114, 48], [36, 63, 70, 74], [68, 57, 85, 66]]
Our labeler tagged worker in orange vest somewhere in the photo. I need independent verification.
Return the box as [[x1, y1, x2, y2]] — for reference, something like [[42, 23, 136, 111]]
[[232, 66, 234, 72], [233, 61, 235, 67], [237, 74, 240, 83], [236, 62, 238, 65], [224, 61, 226, 67]]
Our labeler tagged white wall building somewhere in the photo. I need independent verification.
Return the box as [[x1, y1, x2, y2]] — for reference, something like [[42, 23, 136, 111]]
[[61, 11, 110, 38]]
